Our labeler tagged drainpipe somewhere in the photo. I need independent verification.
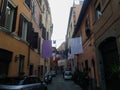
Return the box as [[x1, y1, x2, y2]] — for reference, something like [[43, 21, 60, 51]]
[[27, 44, 30, 67]]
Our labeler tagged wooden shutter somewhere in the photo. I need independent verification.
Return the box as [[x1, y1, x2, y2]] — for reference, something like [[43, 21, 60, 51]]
[[32, 32, 38, 49], [39, 14, 42, 28], [25, 0, 31, 8], [27, 22, 33, 44], [12, 6, 18, 32], [42, 27, 46, 40], [0, 0, 8, 26], [38, 37, 41, 54], [18, 14, 24, 37]]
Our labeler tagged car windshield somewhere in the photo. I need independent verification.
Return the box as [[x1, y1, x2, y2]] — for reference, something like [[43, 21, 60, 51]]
[[0, 77, 24, 85]]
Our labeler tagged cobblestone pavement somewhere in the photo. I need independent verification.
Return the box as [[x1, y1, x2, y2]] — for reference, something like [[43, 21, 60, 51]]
[[47, 74, 82, 90]]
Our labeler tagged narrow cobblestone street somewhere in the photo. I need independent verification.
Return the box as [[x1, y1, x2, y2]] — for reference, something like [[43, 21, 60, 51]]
[[48, 74, 82, 90]]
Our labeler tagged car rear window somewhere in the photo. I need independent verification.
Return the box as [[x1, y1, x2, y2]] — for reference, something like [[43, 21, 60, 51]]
[[0, 77, 24, 85], [64, 71, 72, 75]]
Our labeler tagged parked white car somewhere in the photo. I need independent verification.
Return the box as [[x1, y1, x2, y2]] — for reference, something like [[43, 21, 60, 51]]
[[63, 70, 72, 80]]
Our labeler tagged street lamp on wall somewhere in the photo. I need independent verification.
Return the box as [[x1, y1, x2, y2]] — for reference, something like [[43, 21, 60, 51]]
[[14, 54, 25, 62]]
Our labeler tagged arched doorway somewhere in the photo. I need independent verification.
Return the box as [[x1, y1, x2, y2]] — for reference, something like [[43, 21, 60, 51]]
[[99, 37, 120, 90]]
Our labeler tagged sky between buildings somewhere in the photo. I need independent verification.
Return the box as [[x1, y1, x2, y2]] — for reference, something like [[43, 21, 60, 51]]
[[48, 0, 83, 48]]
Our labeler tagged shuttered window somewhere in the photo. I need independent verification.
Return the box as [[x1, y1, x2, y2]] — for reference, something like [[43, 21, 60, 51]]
[[47, 32, 49, 40], [5, 2, 17, 32], [0, 0, 8, 27], [18, 54, 25, 76], [38, 37, 41, 54], [42, 28, 46, 40], [27, 22, 33, 44], [85, 15, 91, 38], [39, 14, 42, 28], [25, 0, 31, 8], [31, 32, 38, 49], [18, 14, 28, 41], [0, 1, 17, 32]]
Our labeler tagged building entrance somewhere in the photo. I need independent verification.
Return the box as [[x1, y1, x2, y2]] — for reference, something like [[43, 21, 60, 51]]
[[99, 37, 120, 90], [0, 48, 12, 77]]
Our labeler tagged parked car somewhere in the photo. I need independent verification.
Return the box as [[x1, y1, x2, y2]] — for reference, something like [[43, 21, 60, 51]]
[[44, 72, 52, 84], [49, 70, 56, 77], [63, 70, 72, 80], [0, 76, 47, 90]]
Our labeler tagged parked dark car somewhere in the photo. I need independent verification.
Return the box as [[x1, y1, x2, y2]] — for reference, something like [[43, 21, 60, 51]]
[[0, 76, 47, 90], [49, 71, 56, 77], [44, 72, 52, 84]]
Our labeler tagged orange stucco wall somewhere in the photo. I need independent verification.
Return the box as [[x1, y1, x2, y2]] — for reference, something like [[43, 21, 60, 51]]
[[0, 0, 41, 77], [0, 32, 29, 76]]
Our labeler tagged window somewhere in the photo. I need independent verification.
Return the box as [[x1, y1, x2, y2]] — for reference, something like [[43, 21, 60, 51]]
[[38, 38, 41, 54], [25, 0, 31, 8], [5, 2, 17, 32], [47, 32, 49, 40], [29, 64, 34, 76], [22, 20, 28, 40], [85, 60, 88, 72], [40, 65, 43, 76], [94, 0, 109, 17], [96, 4, 102, 19], [39, 14, 42, 28], [31, 1, 36, 19], [0, 0, 7, 26], [42, 28, 46, 40], [18, 14, 29, 41], [31, 32, 38, 49], [31, 2, 35, 15], [18, 55, 25, 75], [38, 65, 40, 77], [85, 15, 91, 38], [27, 22, 33, 44], [94, 0, 108, 20], [39, 0, 42, 5], [85, 15, 90, 28]]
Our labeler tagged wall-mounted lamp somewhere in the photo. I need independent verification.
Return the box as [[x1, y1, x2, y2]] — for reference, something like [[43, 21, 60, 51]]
[[15, 54, 25, 62]]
